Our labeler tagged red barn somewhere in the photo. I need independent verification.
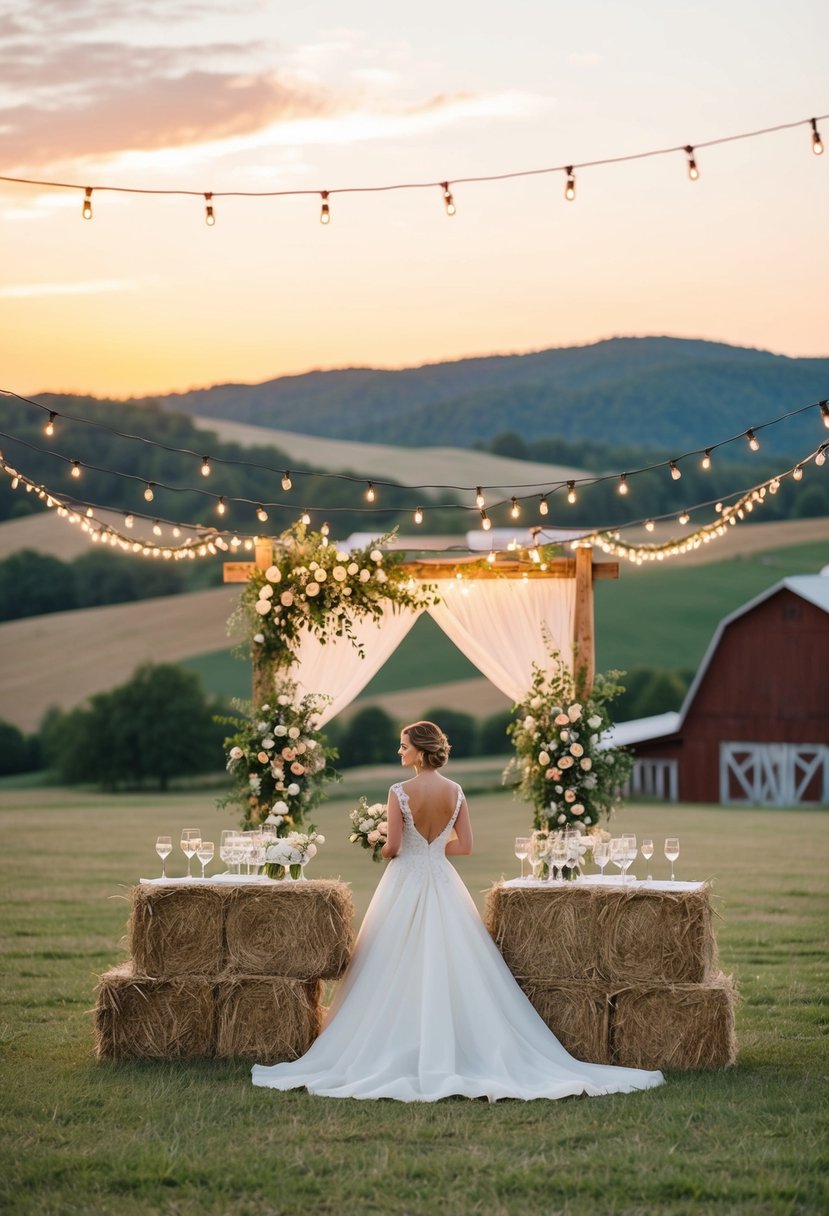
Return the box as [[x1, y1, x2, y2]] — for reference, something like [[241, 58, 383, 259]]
[[607, 575, 829, 806]]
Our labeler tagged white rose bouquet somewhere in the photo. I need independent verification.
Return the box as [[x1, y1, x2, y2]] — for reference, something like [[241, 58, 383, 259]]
[[265, 828, 325, 879], [348, 797, 389, 862]]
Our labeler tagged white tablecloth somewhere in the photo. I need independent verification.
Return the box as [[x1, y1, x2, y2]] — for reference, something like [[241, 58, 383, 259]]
[[500, 876, 706, 892], [140, 874, 276, 886]]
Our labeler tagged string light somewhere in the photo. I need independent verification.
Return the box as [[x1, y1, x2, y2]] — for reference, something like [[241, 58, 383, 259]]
[[124, 513, 134, 528], [816, 445, 827, 467], [564, 166, 576, 201], [441, 182, 456, 216], [301, 509, 311, 525], [217, 496, 226, 516], [475, 487, 485, 508], [414, 505, 423, 524], [820, 401, 829, 428], [486, 549, 496, 564], [567, 481, 577, 504], [701, 449, 712, 470], [792, 464, 803, 481], [670, 461, 682, 481], [539, 494, 549, 516], [678, 510, 690, 525], [256, 505, 268, 522], [366, 482, 376, 503], [685, 145, 699, 180], [204, 193, 215, 226], [82, 187, 93, 220], [811, 118, 824, 155], [480, 509, 492, 531], [201, 456, 211, 476], [70, 460, 81, 478], [152, 520, 162, 536], [144, 483, 155, 502], [282, 471, 292, 491], [618, 473, 629, 496], [645, 519, 655, 532], [510, 496, 520, 519], [745, 429, 760, 452], [320, 191, 330, 224], [45, 412, 56, 437], [321, 521, 330, 536]]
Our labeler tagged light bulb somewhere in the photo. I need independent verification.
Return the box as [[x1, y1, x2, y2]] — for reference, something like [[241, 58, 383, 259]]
[[567, 481, 576, 504], [144, 483, 155, 502], [475, 487, 485, 508], [685, 145, 699, 180], [701, 449, 712, 470], [811, 118, 824, 156], [320, 191, 330, 224], [678, 511, 690, 525], [539, 495, 548, 516], [125, 514, 134, 528], [172, 526, 181, 538], [366, 482, 375, 503], [510, 497, 520, 519], [414, 506, 423, 524], [670, 461, 681, 480], [71, 460, 81, 478], [217, 497, 226, 515], [321, 521, 330, 536], [201, 456, 211, 476], [86, 506, 93, 517], [256, 505, 268, 523], [282, 471, 292, 491], [82, 187, 93, 220], [645, 519, 655, 532], [480, 509, 491, 531], [564, 166, 576, 201], [618, 473, 628, 495], [746, 429, 760, 452], [153, 520, 162, 536], [815, 446, 826, 467], [204, 193, 215, 225], [819, 400, 829, 429], [441, 182, 456, 216], [301, 509, 311, 525], [45, 412, 56, 436], [792, 465, 803, 481], [487, 549, 496, 564]]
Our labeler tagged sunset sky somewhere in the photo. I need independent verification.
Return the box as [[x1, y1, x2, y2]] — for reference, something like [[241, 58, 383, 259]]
[[1, 0, 827, 399]]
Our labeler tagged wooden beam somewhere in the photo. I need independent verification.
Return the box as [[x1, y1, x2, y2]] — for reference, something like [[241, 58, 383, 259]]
[[399, 557, 619, 580], [573, 545, 595, 696]]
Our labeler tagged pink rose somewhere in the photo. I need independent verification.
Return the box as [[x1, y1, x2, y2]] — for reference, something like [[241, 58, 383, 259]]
[[570, 743, 584, 757], [564, 789, 576, 803], [580, 758, 592, 771], [257, 751, 268, 764], [555, 713, 570, 726], [281, 747, 296, 760], [290, 762, 305, 775], [280, 590, 294, 606]]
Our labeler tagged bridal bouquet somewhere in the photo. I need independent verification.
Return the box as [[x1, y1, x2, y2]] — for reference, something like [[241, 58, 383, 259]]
[[348, 798, 388, 861], [265, 828, 325, 879]]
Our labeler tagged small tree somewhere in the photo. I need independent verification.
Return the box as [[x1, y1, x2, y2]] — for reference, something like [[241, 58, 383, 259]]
[[340, 706, 398, 768], [422, 708, 478, 758]]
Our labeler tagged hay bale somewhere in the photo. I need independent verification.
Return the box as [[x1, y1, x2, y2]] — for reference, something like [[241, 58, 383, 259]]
[[94, 964, 214, 1061], [485, 885, 604, 981], [215, 977, 323, 1063], [223, 881, 354, 980], [599, 886, 717, 984], [612, 973, 738, 1071], [129, 885, 225, 977], [519, 980, 612, 1064]]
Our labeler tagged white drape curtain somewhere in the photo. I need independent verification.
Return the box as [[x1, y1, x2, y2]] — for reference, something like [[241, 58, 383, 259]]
[[289, 578, 575, 725], [426, 578, 575, 703], [290, 603, 421, 727]]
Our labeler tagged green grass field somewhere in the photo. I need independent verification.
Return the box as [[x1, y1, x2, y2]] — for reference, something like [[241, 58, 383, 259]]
[[1, 774, 827, 1215]]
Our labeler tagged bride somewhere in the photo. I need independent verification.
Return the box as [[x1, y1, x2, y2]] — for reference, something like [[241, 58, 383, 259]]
[[252, 721, 664, 1102]]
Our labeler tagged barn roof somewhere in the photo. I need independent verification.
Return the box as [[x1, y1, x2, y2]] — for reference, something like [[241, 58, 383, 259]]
[[604, 572, 829, 749]]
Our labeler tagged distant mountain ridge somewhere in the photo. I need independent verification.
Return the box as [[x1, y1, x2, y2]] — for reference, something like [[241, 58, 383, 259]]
[[56, 337, 829, 457]]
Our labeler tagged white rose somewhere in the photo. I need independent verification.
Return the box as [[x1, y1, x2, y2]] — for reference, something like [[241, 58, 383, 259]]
[[262, 737, 275, 750], [271, 801, 288, 815], [306, 581, 320, 596], [558, 814, 567, 824], [560, 729, 569, 742], [255, 601, 271, 615], [347, 562, 358, 575], [287, 783, 300, 796], [288, 727, 300, 739], [583, 815, 592, 825], [568, 704, 582, 722], [280, 590, 294, 606], [265, 566, 281, 583], [316, 834, 326, 844], [229, 746, 243, 760], [316, 568, 327, 580], [336, 551, 349, 561], [375, 569, 387, 583], [359, 819, 373, 832], [523, 716, 536, 731], [274, 724, 287, 737], [359, 569, 370, 583], [530, 696, 542, 709], [588, 715, 602, 729], [591, 734, 599, 745], [370, 549, 383, 563], [253, 632, 265, 644], [343, 587, 352, 596], [333, 566, 347, 582], [259, 584, 274, 600], [306, 843, 318, 858], [277, 695, 290, 706], [538, 750, 551, 767]]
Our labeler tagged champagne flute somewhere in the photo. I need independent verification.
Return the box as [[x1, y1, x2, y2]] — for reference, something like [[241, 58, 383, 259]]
[[665, 837, 680, 881], [180, 828, 201, 879], [155, 835, 172, 879], [593, 840, 610, 881], [514, 836, 530, 880], [641, 838, 654, 881], [196, 840, 214, 879]]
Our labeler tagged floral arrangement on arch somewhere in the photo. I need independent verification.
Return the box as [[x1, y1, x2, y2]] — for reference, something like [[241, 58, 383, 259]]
[[234, 521, 439, 668], [218, 676, 339, 830], [506, 649, 632, 833]]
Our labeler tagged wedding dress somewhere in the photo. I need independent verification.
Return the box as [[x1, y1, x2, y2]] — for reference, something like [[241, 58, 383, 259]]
[[251, 783, 664, 1102]]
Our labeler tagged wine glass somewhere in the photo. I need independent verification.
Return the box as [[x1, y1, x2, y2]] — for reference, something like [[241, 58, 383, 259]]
[[665, 837, 680, 881], [155, 835, 172, 879], [641, 838, 654, 881], [196, 840, 214, 879], [622, 834, 637, 883], [514, 836, 530, 880], [180, 828, 201, 879], [609, 838, 626, 881], [565, 833, 582, 881], [219, 830, 234, 873], [549, 838, 568, 883], [593, 840, 610, 881]]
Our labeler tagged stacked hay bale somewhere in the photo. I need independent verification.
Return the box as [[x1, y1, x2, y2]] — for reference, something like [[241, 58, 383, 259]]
[[485, 884, 736, 1070], [95, 881, 353, 1063]]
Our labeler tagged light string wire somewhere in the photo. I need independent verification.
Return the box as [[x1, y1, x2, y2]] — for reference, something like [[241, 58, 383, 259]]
[[0, 114, 825, 211], [2, 437, 825, 564], [2, 388, 827, 513]]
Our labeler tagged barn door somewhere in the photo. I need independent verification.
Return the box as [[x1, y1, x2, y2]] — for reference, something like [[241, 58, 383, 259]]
[[720, 742, 828, 806]]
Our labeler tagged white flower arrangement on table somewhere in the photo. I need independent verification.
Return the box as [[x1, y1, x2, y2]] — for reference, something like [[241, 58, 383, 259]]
[[235, 521, 439, 669], [218, 675, 339, 830], [264, 828, 325, 880], [348, 797, 389, 862], [506, 647, 632, 835]]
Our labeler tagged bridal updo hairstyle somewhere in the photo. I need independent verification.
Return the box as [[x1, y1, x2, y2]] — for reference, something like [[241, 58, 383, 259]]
[[403, 721, 451, 769]]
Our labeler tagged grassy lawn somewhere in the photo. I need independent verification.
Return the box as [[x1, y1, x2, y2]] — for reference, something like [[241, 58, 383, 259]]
[[1, 774, 827, 1215]]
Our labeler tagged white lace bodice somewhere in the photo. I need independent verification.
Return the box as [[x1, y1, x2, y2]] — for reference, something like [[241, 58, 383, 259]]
[[392, 781, 463, 872]]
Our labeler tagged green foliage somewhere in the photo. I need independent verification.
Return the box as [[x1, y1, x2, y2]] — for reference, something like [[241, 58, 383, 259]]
[[41, 663, 226, 789], [0, 719, 40, 775], [421, 707, 478, 758], [480, 709, 513, 755], [339, 706, 399, 768], [613, 667, 693, 721]]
